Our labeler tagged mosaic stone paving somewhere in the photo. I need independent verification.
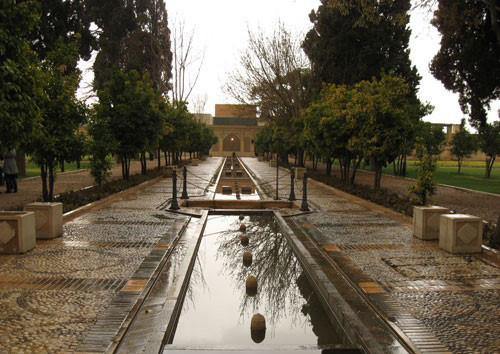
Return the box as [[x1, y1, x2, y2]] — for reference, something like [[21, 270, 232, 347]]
[[243, 157, 500, 354], [0, 158, 222, 353]]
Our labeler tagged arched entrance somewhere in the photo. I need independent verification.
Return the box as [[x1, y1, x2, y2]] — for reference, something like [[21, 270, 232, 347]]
[[223, 134, 241, 152]]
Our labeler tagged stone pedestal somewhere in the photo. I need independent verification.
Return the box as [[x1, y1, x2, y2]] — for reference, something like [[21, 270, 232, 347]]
[[258, 155, 264, 162], [200, 156, 207, 161], [0, 211, 36, 254], [191, 159, 199, 166], [413, 206, 450, 240], [24, 202, 63, 239], [439, 214, 482, 254], [269, 160, 277, 167], [295, 167, 306, 180]]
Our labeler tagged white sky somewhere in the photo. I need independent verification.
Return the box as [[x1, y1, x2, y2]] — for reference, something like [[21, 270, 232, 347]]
[[79, 0, 499, 127]]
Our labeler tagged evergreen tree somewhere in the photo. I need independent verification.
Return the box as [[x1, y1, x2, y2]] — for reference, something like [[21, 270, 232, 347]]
[[0, 0, 41, 150], [90, 0, 172, 94], [303, 0, 420, 90], [431, 1, 500, 129]]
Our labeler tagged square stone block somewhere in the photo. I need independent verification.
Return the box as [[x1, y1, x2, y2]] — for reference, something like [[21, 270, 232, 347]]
[[258, 156, 264, 162], [24, 202, 63, 239], [295, 167, 306, 180], [191, 159, 199, 166], [439, 214, 483, 254], [0, 211, 36, 254], [413, 206, 450, 240], [200, 156, 207, 161], [269, 160, 277, 167]]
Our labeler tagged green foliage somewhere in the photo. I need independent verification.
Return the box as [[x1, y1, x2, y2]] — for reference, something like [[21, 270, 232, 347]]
[[303, 0, 420, 90], [95, 70, 164, 179], [478, 121, 500, 178], [450, 119, 477, 174], [303, 74, 425, 187], [26, 37, 87, 201], [88, 109, 114, 186], [431, 1, 500, 128], [0, 0, 41, 150], [410, 145, 437, 206], [90, 0, 172, 94], [416, 122, 447, 158], [31, 0, 96, 61], [255, 126, 274, 156]]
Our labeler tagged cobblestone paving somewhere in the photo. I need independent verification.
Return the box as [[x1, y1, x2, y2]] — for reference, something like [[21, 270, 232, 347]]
[[242, 157, 500, 354], [0, 158, 222, 353], [293, 158, 500, 224]]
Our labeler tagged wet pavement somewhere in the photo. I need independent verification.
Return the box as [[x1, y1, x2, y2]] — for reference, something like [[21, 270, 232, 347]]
[[242, 157, 500, 354], [1, 156, 498, 353], [0, 158, 223, 353]]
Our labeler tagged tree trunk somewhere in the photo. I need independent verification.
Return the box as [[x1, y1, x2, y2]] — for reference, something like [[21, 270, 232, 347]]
[[373, 162, 382, 189], [140, 152, 147, 175], [297, 149, 305, 167], [121, 155, 126, 179], [60, 160, 64, 173], [77, 160, 81, 169], [486, 156, 496, 178], [41, 163, 48, 202], [326, 158, 332, 176], [157, 148, 161, 169], [350, 157, 361, 186], [458, 158, 462, 174], [48, 162, 55, 202]]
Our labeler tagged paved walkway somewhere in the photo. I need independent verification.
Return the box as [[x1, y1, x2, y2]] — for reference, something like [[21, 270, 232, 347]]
[[291, 158, 500, 224], [0, 160, 146, 212], [0, 158, 223, 353], [243, 157, 500, 354]]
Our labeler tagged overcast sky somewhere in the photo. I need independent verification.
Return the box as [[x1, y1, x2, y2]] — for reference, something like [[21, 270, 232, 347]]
[[80, 0, 499, 127]]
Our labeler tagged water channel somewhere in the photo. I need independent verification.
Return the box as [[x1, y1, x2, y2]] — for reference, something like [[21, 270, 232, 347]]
[[167, 214, 352, 351]]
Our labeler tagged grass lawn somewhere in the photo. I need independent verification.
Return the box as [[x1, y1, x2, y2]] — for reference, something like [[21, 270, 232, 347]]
[[379, 163, 500, 194], [22, 161, 91, 179]]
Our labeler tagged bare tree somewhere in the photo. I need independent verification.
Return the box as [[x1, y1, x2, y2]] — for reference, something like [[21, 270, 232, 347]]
[[225, 23, 313, 125], [193, 93, 208, 113], [225, 22, 315, 165], [171, 19, 205, 105]]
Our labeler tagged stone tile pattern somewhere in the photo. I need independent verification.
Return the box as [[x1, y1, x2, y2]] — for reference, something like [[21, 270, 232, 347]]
[[243, 157, 500, 354], [0, 158, 222, 353]]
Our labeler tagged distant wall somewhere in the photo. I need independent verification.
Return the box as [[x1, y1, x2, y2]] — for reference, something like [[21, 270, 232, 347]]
[[215, 104, 257, 118]]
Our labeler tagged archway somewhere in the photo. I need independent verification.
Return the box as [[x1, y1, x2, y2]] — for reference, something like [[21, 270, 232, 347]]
[[223, 134, 241, 152]]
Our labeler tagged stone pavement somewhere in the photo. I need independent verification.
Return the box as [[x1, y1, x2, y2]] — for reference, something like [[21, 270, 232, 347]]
[[0, 158, 223, 353], [242, 157, 500, 354], [291, 157, 500, 224]]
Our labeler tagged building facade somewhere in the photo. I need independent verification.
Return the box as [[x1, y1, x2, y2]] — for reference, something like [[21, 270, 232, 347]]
[[202, 104, 264, 157]]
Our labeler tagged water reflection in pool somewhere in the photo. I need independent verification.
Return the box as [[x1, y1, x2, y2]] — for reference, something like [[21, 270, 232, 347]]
[[172, 215, 349, 348]]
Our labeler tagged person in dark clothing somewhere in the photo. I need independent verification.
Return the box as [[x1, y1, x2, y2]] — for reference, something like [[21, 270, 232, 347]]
[[3, 148, 18, 193]]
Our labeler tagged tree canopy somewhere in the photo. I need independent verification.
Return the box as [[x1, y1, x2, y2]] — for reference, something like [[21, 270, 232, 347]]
[[0, 0, 41, 150], [431, 0, 500, 129]]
